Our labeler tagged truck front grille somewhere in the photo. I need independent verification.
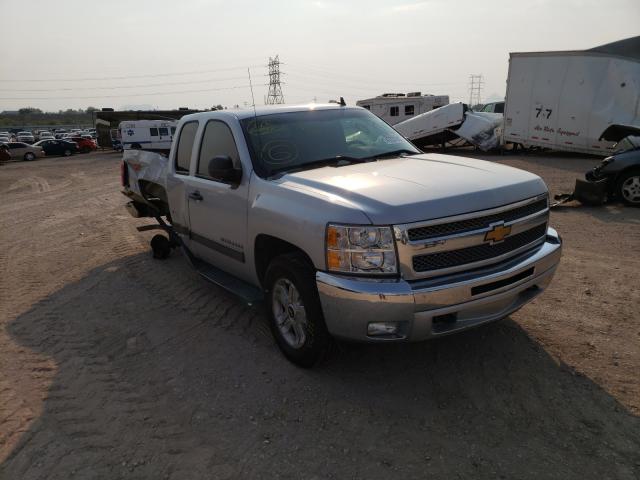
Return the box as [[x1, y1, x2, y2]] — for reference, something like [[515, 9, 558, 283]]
[[407, 198, 548, 241], [412, 223, 547, 273]]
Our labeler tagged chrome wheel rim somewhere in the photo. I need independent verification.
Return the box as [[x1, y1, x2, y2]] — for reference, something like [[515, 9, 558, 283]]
[[271, 278, 307, 349], [621, 176, 640, 204]]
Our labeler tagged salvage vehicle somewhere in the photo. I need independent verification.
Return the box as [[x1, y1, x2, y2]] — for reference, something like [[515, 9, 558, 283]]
[[3, 142, 45, 161], [38, 131, 55, 141], [69, 136, 97, 153], [478, 101, 504, 114], [16, 131, 35, 144], [33, 139, 78, 157], [585, 136, 640, 206], [111, 138, 124, 152], [121, 104, 562, 367]]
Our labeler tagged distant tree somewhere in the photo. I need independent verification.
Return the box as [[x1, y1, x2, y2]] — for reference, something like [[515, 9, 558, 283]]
[[18, 107, 43, 114], [86, 106, 97, 112]]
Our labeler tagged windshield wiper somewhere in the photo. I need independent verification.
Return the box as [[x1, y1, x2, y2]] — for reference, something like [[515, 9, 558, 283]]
[[367, 149, 420, 160], [269, 155, 370, 177]]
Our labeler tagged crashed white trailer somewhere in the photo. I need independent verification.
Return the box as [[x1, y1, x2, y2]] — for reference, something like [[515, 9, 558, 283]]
[[394, 102, 504, 151], [504, 36, 640, 156], [394, 102, 466, 148]]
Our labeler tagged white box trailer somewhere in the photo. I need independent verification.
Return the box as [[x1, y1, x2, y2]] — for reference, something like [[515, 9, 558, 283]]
[[504, 36, 640, 156], [119, 120, 178, 150]]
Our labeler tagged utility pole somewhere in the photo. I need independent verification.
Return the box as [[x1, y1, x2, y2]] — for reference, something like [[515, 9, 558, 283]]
[[468, 74, 484, 107], [265, 55, 285, 105]]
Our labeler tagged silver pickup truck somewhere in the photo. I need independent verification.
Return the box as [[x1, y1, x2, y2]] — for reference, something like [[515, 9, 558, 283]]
[[122, 104, 562, 367]]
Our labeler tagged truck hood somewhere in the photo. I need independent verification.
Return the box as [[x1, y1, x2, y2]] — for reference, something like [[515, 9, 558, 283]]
[[279, 153, 547, 224]]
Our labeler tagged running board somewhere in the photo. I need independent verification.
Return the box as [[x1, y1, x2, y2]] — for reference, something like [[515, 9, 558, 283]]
[[143, 218, 264, 306], [191, 256, 264, 306]]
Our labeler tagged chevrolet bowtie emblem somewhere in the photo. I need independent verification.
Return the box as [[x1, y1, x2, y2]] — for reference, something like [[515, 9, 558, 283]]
[[484, 223, 512, 244]]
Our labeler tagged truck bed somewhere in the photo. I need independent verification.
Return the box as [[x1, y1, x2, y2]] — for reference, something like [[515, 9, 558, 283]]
[[122, 149, 170, 217]]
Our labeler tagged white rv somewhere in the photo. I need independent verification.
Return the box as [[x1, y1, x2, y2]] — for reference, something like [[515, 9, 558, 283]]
[[356, 92, 449, 125], [504, 36, 640, 156], [119, 120, 178, 150]]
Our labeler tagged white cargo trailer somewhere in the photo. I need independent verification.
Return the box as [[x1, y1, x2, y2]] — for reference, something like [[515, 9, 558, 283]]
[[504, 36, 640, 156]]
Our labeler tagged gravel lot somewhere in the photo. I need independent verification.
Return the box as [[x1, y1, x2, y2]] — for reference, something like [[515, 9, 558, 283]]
[[1, 150, 639, 479]]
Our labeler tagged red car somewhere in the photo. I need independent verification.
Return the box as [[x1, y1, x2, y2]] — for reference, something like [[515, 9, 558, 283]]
[[70, 136, 97, 153]]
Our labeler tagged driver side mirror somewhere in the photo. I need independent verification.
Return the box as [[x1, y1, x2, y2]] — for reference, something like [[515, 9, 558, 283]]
[[208, 155, 242, 184]]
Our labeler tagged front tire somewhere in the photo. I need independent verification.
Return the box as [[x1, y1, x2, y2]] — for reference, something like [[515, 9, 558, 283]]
[[150, 234, 172, 259], [63, 149, 72, 157], [616, 169, 640, 206], [264, 253, 331, 368], [24, 152, 35, 161]]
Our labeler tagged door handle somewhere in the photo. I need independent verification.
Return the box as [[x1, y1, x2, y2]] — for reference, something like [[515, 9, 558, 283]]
[[189, 191, 203, 201]]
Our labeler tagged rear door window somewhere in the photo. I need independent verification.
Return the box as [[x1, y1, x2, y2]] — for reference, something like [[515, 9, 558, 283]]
[[150, 128, 158, 137]]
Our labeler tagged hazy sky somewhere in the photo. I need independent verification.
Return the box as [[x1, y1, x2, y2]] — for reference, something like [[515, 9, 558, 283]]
[[1, 0, 638, 112]]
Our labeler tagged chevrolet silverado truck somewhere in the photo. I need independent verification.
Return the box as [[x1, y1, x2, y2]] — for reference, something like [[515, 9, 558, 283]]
[[121, 104, 562, 367]]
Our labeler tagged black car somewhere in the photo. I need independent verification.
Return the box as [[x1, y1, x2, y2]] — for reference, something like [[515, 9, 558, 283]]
[[33, 139, 79, 157], [586, 136, 640, 206]]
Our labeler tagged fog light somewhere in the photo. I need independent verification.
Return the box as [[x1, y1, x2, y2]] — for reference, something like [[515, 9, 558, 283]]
[[367, 322, 399, 336]]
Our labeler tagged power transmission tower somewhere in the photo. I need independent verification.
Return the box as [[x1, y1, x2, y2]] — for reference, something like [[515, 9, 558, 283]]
[[265, 55, 285, 105], [468, 74, 484, 107]]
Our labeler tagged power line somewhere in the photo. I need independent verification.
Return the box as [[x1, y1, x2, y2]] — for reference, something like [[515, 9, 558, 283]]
[[287, 62, 461, 89], [0, 84, 266, 101], [285, 71, 464, 92], [0, 64, 267, 83], [0, 75, 252, 93]]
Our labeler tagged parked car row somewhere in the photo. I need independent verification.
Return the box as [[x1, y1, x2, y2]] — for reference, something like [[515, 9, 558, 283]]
[[0, 128, 97, 144], [0, 140, 80, 161]]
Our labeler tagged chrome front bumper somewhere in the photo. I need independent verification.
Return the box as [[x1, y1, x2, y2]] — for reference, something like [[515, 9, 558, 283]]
[[316, 227, 562, 342]]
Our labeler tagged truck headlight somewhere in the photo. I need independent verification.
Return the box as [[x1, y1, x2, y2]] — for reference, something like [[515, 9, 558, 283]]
[[326, 224, 397, 274]]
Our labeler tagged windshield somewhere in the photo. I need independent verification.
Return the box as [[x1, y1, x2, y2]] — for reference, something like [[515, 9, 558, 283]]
[[615, 135, 640, 153], [240, 108, 420, 177]]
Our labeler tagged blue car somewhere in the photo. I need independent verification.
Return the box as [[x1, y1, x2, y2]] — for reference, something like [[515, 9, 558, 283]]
[[112, 138, 123, 152]]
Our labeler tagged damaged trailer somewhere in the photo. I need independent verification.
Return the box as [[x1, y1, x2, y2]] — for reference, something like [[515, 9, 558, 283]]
[[504, 36, 640, 156], [394, 102, 504, 151]]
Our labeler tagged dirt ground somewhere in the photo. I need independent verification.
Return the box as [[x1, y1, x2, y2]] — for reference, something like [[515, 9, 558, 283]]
[[0, 150, 638, 480]]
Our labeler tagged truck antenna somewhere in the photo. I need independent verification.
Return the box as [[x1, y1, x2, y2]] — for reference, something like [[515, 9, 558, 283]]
[[248, 68, 258, 116], [247, 67, 264, 162]]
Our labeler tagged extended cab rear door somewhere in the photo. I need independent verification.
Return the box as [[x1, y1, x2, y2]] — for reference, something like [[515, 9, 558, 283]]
[[176, 118, 250, 281]]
